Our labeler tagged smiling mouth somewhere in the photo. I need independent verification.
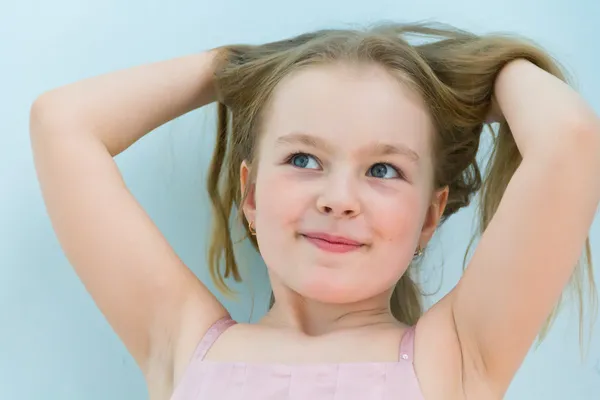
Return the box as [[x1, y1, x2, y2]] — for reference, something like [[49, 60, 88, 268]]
[[300, 233, 365, 254]]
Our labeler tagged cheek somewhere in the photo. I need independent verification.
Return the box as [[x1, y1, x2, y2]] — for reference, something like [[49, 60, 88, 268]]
[[254, 169, 308, 226], [360, 185, 428, 287], [252, 169, 315, 293], [252, 169, 308, 263], [367, 185, 425, 245]]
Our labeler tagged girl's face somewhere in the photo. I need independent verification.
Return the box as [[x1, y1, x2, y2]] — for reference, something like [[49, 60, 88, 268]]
[[242, 62, 448, 306]]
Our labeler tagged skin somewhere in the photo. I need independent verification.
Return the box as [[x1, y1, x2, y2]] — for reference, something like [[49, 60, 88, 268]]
[[30, 49, 600, 400]]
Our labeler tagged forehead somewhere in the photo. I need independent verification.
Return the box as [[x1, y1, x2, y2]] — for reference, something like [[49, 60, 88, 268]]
[[260, 62, 434, 158]]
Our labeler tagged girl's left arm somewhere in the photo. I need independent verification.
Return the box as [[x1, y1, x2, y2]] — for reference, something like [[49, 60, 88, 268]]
[[449, 59, 600, 392]]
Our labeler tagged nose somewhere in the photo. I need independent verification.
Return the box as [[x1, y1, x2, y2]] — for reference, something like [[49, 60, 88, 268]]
[[316, 172, 361, 218]]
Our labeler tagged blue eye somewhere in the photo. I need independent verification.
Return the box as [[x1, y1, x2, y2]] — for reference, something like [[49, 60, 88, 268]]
[[289, 153, 320, 169], [367, 163, 401, 179]]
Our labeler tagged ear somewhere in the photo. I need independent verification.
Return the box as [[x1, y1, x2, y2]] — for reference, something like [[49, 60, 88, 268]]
[[240, 160, 256, 223], [419, 186, 449, 248]]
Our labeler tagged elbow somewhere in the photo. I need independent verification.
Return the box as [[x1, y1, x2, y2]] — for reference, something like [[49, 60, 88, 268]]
[[565, 109, 600, 155], [29, 93, 119, 157], [556, 114, 600, 200], [30, 89, 83, 138], [527, 113, 600, 200], [30, 92, 62, 138], [542, 112, 600, 167], [569, 115, 600, 173]]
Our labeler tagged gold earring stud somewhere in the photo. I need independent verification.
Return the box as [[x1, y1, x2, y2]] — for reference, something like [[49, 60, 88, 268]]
[[248, 221, 256, 235], [414, 246, 424, 257]]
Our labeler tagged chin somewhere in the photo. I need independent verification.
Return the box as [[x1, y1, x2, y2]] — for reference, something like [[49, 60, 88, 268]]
[[260, 238, 404, 305], [293, 270, 390, 304]]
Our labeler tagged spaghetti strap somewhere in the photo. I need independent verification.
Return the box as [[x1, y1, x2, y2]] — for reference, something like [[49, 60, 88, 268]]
[[192, 315, 237, 361], [398, 325, 416, 362]]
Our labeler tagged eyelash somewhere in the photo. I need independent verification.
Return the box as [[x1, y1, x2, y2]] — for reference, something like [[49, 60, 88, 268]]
[[284, 152, 406, 180]]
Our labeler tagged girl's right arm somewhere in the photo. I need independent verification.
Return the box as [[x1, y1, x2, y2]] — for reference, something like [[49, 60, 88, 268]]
[[29, 50, 229, 380]]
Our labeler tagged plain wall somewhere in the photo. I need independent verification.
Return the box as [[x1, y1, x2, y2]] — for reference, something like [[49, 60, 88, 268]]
[[1, 0, 599, 398]]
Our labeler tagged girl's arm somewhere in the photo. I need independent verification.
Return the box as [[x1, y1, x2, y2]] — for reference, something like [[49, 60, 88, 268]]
[[29, 50, 228, 379], [34, 50, 221, 155], [449, 59, 600, 393]]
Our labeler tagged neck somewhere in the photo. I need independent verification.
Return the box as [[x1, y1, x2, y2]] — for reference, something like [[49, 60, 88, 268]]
[[258, 290, 399, 336]]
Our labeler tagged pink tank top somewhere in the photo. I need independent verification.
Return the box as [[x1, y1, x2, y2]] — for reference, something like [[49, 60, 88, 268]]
[[170, 316, 424, 400]]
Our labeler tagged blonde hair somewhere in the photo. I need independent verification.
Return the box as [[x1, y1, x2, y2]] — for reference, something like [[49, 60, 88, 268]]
[[206, 21, 596, 340]]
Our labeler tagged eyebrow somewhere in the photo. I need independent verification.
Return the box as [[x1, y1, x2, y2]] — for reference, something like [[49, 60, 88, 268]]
[[275, 132, 420, 163]]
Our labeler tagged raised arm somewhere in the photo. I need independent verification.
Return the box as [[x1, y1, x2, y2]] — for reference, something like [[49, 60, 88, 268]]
[[450, 59, 600, 393], [29, 50, 229, 378]]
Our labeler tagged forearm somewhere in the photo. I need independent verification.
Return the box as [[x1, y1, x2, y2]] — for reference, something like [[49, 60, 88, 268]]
[[32, 49, 221, 156], [494, 59, 600, 158]]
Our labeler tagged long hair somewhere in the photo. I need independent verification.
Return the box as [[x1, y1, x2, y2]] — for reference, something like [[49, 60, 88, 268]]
[[205, 21, 596, 341]]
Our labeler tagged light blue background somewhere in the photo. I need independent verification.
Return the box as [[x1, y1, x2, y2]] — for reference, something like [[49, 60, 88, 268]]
[[1, 0, 599, 398]]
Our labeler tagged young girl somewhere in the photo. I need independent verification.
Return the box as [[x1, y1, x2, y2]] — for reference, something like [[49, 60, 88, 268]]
[[30, 22, 599, 399]]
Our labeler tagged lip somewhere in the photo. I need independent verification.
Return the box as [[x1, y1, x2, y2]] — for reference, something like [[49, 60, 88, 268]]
[[300, 232, 365, 253]]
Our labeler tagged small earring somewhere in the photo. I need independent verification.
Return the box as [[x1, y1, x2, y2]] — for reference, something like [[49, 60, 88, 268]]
[[414, 246, 424, 257], [248, 220, 256, 236]]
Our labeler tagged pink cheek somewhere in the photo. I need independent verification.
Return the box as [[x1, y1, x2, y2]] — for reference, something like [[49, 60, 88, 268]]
[[371, 194, 422, 240], [256, 172, 306, 221]]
